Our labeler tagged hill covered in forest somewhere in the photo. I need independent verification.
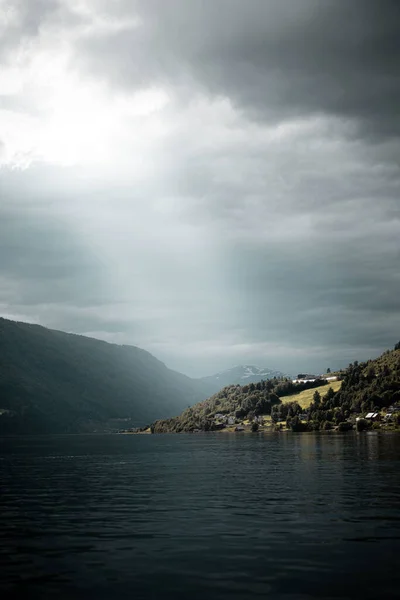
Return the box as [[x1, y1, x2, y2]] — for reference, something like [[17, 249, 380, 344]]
[[151, 376, 329, 433], [0, 318, 212, 434], [151, 344, 400, 433]]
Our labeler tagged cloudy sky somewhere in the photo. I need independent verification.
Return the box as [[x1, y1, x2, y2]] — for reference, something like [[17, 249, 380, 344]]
[[1, 0, 399, 377]]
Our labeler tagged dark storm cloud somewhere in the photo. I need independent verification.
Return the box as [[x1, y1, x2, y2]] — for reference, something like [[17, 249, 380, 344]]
[[221, 233, 400, 342], [1, 0, 399, 376], [78, 0, 400, 138]]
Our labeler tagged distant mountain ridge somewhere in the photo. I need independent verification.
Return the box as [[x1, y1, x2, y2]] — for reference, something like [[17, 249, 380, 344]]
[[0, 318, 212, 434], [199, 364, 288, 394]]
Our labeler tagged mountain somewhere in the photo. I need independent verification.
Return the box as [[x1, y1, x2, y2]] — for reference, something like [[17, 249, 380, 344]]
[[0, 318, 212, 434], [152, 345, 400, 433], [199, 365, 288, 394]]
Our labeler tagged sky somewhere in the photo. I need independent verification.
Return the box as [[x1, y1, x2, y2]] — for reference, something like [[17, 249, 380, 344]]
[[1, 0, 400, 377]]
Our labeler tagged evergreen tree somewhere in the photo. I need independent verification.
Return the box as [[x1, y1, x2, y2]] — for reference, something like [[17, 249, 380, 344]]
[[313, 390, 321, 407]]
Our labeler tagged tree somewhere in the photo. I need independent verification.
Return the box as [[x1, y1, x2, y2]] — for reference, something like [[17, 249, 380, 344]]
[[356, 418, 369, 432], [289, 416, 308, 432], [313, 390, 321, 407], [338, 421, 353, 432], [247, 410, 255, 422], [324, 387, 336, 402], [271, 406, 280, 423], [327, 368, 331, 374], [255, 397, 270, 415], [269, 392, 281, 406], [366, 365, 376, 382]]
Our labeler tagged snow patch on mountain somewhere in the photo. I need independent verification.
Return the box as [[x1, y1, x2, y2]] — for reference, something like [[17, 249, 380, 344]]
[[199, 364, 289, 394]]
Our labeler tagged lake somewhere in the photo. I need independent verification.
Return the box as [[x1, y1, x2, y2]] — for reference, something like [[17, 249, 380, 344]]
[[1, 432, 399, 599]]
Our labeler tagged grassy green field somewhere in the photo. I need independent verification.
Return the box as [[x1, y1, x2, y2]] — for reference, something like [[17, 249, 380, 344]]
[[281, 380, 342, 409]]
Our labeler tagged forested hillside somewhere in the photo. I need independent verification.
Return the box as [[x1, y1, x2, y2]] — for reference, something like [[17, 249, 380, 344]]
[[0, 318, 211, 434], [151, 345, 400, 433], [151, 377, 328, 433], [299, 344, 400, 431]]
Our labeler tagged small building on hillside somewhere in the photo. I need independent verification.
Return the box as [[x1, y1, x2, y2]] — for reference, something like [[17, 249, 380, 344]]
[[215, 413, 227, 422], [292, 375, 318, 383], [365, 412, 380, 421]]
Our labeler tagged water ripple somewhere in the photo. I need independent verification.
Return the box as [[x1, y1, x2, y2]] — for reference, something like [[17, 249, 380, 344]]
[[1, 432, 399, 599]]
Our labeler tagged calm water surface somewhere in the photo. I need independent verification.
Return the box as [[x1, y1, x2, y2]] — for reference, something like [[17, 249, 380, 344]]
[[1, 432, 399, 599]]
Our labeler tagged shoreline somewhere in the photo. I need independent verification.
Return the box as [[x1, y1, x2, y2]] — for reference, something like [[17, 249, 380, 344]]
[[123, 425, 400, 435]]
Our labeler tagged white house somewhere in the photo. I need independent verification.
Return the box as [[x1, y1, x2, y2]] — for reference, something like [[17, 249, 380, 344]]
[[215, 413, 226, 421], [365, 412, 379, 420]]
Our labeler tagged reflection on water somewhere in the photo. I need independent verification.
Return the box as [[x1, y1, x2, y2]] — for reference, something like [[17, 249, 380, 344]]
[[1, 433, 399, 599]]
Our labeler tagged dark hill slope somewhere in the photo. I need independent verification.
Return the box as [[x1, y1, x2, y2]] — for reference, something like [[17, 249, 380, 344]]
[[0, 318, 210, 434]]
